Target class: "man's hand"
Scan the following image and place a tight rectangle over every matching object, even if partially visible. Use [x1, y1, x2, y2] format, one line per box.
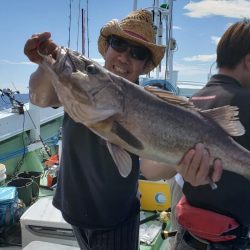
[176, 143, 223, 186]
[24, 32, 58, 63]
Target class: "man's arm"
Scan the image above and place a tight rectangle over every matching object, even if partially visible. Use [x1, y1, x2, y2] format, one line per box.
[140, 159, 177, 180]
[24, 32, 61, 107]
[29, 66, 61, 107]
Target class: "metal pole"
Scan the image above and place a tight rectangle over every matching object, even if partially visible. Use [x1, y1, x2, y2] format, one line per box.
[154, 0, 160, 78]
[167, 0, 174, 86]
[82, 8, 85, 55]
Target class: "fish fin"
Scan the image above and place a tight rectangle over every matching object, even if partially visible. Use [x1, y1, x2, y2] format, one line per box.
[111, 121, 144, 150]
[201, 105, 245, 136]
[65, 103, 118, 125]
[146, 86, 245, 137]
[106, 142, 132, 177]
[84, 108, 118, 125]
[144, 86, 199, 111]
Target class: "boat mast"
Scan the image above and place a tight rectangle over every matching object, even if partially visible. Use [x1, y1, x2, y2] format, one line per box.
[165, 0, 175, 87]
[82, 8, 85, 55]
[154, 0, 176, 86]
[133, 0, 137, 10]
[153, 0, 161, 78]
[133, 0, 177, 89]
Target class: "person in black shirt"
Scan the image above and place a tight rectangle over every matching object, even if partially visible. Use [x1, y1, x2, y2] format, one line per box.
[24, 9, 222, 250]
[171, 19, 250, 250]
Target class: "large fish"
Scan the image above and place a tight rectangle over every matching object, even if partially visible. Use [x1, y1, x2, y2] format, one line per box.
[37, 47, 250, 180]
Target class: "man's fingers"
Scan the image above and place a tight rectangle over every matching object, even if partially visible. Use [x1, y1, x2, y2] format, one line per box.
[24, 32, 51, 51]
[24, 37, 39, 55]
[211, 159, 223, 182]
[195, 148, 210, 183]
[184, 143, 209, 185]
[176, 148, 195, 177]
[175, 143, 223, 187]
[176, 143, 217, 186]
[24, 32, 54, 63]
[39, 41, 57, 56]
[31, 32, 51, 42]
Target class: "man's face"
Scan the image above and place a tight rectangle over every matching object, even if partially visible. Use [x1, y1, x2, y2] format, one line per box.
[103, 37, 149, 83]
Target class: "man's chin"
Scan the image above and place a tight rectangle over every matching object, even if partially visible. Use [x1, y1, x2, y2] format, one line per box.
[114, 71, 129, 79]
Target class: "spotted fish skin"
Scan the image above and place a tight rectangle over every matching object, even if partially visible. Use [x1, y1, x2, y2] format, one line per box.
[37, 47, 250, 180]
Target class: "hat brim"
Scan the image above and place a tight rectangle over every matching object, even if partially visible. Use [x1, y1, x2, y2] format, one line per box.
[98, 20, 166, 74]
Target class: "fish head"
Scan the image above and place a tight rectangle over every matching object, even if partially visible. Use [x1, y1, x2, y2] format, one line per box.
[42, 47, 125, 125]
[51, 47, 106, 91]
[51, 47, 123, 102]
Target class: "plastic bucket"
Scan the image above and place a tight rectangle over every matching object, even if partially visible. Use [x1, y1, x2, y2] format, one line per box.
[17, 171, 42, 197]
[7, 178, 33, 206]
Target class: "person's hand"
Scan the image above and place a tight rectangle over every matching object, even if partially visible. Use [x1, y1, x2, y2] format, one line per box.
[24, 32, 58, 64]
[176, 143, 223, 186]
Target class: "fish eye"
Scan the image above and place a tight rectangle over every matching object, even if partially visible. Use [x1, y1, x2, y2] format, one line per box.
[86, 64, 96, 74]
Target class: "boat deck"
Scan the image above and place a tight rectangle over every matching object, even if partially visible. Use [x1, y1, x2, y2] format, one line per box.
[0, 187, 55, 249]
[0, 187, 170, 249]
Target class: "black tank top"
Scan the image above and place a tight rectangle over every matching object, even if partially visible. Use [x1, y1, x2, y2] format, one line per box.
[53, 113, 140, 229]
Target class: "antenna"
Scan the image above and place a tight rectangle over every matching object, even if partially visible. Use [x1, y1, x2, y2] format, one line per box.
[86, 0, 89, 57]
[68, 0, 72, 48]
[77, 0, 81, 51]
[82, 8, 85, 55]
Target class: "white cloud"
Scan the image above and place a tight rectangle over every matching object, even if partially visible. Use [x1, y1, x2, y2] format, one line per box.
[142, 61, 214, 86]
[184, 0, 250, 19]
[183, 54, 216, 62]
[173, 62, 211, 84]
[174, 62, 208, 75]
[173, 25, 182, 30]
[211, 36, 220, 45]
[0, 60, 33, 65]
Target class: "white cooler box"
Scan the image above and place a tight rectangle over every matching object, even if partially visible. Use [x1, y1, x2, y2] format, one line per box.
[23, 241, 80, 250]
[20, 196, 79, 248]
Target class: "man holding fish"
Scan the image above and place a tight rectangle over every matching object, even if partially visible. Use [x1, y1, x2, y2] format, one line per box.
[24, 9, 222, 250]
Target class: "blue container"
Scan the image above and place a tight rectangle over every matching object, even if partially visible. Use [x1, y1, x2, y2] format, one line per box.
[0, 186, 18, 226]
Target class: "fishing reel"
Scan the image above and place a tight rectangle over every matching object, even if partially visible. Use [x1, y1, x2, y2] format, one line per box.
[0, 88, 24, 114]
[159, 210, 177, 240]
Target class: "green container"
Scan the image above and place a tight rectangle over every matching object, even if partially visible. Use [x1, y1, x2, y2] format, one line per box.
[17, 171, 42, 198]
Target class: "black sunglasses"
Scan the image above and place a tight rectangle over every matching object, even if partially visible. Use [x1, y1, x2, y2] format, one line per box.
[107, 36, 151, 61]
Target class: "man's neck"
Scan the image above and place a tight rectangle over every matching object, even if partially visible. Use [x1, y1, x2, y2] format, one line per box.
[218, 67, 242, 86]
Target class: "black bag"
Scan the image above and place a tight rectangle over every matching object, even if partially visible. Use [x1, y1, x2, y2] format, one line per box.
[183, 171, 250, 227]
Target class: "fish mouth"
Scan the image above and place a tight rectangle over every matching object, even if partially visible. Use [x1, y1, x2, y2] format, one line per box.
[54, 48, 80, 74]
[63, 49, 80, 72]
[60, 48, 98, 75]
[39, 47, 95, 75]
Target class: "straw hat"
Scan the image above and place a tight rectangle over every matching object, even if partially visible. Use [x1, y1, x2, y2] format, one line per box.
[98, 9, 166, 74]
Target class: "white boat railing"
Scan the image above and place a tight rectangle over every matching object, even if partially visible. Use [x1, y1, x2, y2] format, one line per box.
[0, 104, 64, 142]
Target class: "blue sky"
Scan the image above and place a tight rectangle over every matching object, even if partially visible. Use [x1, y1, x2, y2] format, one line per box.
[1, 0, 250, 93]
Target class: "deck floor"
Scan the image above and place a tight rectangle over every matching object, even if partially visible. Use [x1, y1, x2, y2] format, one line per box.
[0, 188, 54, 249]
[0, 188, 171, 249]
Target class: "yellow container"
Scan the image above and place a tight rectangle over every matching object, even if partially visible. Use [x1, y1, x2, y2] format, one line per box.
[139, 180, 171, 211]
